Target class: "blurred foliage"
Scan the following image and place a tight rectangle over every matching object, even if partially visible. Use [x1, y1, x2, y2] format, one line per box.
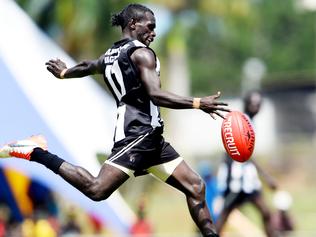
[95, 152, 109, 165]
[15, 0, 316, 96]
[185, 0, 316, 95]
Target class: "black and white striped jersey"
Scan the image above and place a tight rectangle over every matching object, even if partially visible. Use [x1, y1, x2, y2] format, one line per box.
[101, 38, 163, 143]
[217, 156, 262, 196]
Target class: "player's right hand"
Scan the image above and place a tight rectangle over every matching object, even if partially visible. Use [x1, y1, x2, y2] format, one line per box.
[200, 91, 231, 119]
[45, 58, 67, 79]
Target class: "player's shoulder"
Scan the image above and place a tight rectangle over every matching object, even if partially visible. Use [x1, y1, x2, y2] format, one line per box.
[133, 47, 155, 58]
[131, 47, 156, 67]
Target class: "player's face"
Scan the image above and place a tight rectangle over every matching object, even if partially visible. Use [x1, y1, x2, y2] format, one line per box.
[246, 94, 262, 117]
[134, 12, 156, 46]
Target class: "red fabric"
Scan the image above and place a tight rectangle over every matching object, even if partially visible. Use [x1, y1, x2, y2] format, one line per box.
[130, 220, 153, 237]
[0, 221, 6, 237]
[89, 214, 103, 233]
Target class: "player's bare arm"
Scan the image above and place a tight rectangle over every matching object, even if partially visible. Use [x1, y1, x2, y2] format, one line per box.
[45, 56, 105, 79]
[132, 47, 230, 119]
[253, 160, 278, 190]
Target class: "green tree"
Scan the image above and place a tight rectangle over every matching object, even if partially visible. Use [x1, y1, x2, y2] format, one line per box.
[186, 0, 315, 95]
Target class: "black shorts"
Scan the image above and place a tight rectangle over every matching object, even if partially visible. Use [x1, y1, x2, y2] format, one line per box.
[106, 128, 180, 176]
[223, 191, 261, 210]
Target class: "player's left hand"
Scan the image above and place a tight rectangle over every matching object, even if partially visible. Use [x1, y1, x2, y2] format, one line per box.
[200, 91, 231, 119]
[45, 58, 67, 79]
[268, 179, 278, 191]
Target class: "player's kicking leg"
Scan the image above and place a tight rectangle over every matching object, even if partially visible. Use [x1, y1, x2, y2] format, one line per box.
[0, 135, 129, 201]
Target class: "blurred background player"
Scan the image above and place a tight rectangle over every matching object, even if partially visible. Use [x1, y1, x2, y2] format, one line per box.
[215, 90, 278, 237]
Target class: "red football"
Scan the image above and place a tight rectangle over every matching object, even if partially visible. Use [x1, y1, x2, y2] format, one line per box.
[221, 111, 255, 162]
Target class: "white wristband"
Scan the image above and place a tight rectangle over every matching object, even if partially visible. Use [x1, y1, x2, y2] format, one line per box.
[193, 98, 201, 109]
[60, 68, 68, 79]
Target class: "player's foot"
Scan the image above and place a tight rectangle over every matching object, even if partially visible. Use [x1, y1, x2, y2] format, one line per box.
[0, 135, 47, 160]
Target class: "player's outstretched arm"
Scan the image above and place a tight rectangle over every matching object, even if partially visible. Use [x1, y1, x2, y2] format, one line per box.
[132, 48, 230, 119]
[253, 160, 278, 190]
[45, 56, 105, 79]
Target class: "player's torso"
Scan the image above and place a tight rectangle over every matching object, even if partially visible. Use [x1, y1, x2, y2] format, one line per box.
[218, 157, 261, 195]
[102, 38, 163, 142]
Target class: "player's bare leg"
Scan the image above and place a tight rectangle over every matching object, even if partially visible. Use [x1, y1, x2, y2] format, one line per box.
[215, 198, 241, 234]
[31, 147, 130, 201]
[250, 194, 275, 237]
[58, 161, 129, 201]
[0, 135, 129, 201]
[166, 160, 219, 237]
[215, 207, 230, 233]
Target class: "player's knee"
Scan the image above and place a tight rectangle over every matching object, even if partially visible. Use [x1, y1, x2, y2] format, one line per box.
[263, 211, 271, 222]
[262, 209, 271, 222]
[89, 193, 110, 202]
[86, 181, 111, 201]
[88, 191, 108, 202]
[191, 176, 206, 201]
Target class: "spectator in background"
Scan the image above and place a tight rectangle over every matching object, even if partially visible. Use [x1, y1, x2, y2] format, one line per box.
[60, 207, 82, 236]
[215, 90, 278, 237]
[33, 218, 57, 237]
[22, 209, 57, 237]
[130, 196, 153, 237]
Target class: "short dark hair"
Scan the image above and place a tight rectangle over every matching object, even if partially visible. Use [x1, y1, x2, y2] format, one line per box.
[111, 4, 154, 29]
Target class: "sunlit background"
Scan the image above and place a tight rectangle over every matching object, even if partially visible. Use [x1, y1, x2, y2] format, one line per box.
[0, 0, 316, 236]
